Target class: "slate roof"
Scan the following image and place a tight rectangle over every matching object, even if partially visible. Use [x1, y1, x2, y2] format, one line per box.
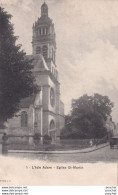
[20, 94, 36, 108]
[27, 54, 49, 71]
[20, 54, 46, 108]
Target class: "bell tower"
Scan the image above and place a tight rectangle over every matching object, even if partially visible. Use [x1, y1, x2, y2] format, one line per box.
[32, 2, 56, 65]
[31, 2, 64, 140]
[41, 1, 48, 17]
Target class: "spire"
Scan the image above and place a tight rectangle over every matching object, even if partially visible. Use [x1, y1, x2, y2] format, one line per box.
[41, 1, 48, 17]
[32, 2, 56, 63]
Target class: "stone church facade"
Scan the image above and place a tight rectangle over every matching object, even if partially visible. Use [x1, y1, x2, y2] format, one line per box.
[7, 2, 65, 143]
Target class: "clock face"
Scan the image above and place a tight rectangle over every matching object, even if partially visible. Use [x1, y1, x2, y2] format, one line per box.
[50, 88, 55, 107]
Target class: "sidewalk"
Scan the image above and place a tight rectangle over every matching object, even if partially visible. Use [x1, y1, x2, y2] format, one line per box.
[8, 143, 109, 154]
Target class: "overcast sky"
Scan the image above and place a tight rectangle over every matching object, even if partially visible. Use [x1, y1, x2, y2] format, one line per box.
[1, 0, 118, 122]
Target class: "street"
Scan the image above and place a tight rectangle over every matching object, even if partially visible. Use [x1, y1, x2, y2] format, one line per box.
[9, 145, 118, 163]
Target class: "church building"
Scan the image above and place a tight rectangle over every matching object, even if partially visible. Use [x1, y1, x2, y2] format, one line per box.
[7, 2, 65, 143]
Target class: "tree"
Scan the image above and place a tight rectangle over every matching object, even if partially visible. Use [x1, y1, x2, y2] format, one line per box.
[61, 94, 114, 139]
[0, 7, 38, 127]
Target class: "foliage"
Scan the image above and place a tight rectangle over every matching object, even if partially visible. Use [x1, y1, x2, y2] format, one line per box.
[43, 134, 52, 140]
[0, 7, 38, 126]
[61, 94, 113, 139]
[2, 133, 8, 142]
[43, 134, 52, 145]
[33, 133, 41, 140]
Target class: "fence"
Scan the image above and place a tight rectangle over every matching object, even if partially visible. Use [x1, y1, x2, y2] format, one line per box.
[0, 131, 108, 154]
[59, 136, 108, 147]
[0, 132, 53, 152]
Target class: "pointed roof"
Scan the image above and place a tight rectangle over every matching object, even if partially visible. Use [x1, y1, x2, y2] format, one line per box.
[27, 54, 49, 71]
[34, 2, 52, 25]
[20, 94, 36, 108]
[41, 1, 48, 9]
[41, 1, 48, 18]
[20, 54, 49, 108]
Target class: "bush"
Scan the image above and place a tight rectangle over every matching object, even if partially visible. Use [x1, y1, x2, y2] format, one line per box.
[33, 133, 41, 140]
[33, 133, 41, 145]
[43, 134, 52, 145]
[2, 133, 8, 142]
[60, 127, 89, 139]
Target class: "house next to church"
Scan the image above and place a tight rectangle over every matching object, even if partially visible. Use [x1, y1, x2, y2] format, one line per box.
[7, 2, 65, 143]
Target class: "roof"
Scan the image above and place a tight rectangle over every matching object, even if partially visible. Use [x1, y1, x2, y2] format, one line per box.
[27, 54, 49, 71]
[41, 2, 48, 8]
[38, 16, 52, 25]
[20, 54, 49, 108]
[20, 94, 36, 108]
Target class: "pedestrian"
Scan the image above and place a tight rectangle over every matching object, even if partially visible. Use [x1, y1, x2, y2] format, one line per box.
[89, 139, 93, 147]
[95, 139, 98, 147]
[2, 133, 8, 143]
[2, 133, 8, 155]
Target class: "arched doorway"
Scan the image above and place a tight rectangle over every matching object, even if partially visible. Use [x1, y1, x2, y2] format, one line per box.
[49, 120, 56, 141]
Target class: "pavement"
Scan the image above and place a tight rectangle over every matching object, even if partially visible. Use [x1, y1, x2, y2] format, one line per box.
[8, 143, 109, 154]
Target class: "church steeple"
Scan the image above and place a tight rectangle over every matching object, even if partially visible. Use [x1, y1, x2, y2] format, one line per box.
[41, 2, 48, 18]
[32, 2, 56, 65]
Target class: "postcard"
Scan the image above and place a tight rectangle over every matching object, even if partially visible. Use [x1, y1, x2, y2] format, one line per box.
[0, 0, 118, 186]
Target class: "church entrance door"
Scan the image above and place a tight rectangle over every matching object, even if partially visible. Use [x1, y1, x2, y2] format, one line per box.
[50, 131, 56, 142]
[49, 120, 56, 141]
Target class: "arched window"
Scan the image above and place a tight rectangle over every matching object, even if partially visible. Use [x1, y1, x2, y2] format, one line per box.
[39, 28, 41, 35]
[50, 120, 55, 130]
[43, 45, 48, 59]
[52, 48, 53, 60]
[42, 27, 47, 35]
[21, 111, 28, 127]
[36, 46, 41, 54]
[37, 28, 40, 35]
[46, 27, 48, 34]
[55, 70, 57, 77]
[54, 52, 55, 63]
[43, 27, 45, 35]
[49, 120, 56, 141]
[50, 88, 55, 107]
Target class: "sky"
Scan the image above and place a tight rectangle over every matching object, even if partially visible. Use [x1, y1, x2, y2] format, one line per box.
[1, 0, 118, 122]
